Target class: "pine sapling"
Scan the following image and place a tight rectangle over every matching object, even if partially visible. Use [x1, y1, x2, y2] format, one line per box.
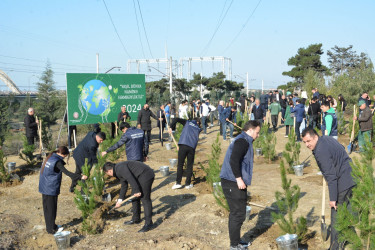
[335, 134, 375, 249]
[19, 136, 38, 167]
[272, 160, 307, 242]
[0, 149, 10, 183]
[337, 111, 346, 135]
[283, 129, 301, 173]
[99, 123, 122, 161]
[263, 129, 277, 163]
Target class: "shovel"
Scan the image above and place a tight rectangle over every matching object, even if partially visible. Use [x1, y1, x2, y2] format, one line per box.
[321, 178, 330, 241]
[160, 112, 163, 147]
[348, 105, 356, 154]
[108, 195, 136, 214]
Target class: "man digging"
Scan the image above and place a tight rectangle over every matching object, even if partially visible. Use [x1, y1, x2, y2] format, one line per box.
[302, 128, 355, 250]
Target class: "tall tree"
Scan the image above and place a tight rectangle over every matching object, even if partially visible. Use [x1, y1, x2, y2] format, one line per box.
[327, 45, 369, 75]
[282, 43, 329, 87]
[206, 72, 226, 91]
[34, 61, 62, 127]
[0, 98, 10, 145]
[173, 78, 193, 99]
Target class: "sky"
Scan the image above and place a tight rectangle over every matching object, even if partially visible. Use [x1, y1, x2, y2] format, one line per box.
[0, 0, 374, 92]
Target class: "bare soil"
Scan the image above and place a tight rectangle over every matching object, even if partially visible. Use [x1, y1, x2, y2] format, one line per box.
[0, 123, 362, 249]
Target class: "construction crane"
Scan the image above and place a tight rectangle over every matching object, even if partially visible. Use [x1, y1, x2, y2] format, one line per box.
[0, 69, 22, 94]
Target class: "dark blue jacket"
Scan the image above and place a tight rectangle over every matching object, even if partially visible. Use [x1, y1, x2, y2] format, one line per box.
[73, 131, 99, 167]
[252, 105, 265, 120]
[220, 107, 231, 123]
[106, 127, 144, 161]
[290, 103, 305, 123]
[39, 154, 64, 196]
[178, 120, 202, 149]
[220, 132, 254, 185]
[322, 111, 338, 136]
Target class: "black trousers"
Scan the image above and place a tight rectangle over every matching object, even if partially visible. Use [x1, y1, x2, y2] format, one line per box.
[271, 115, 278, 129]
[221, 178, 247, 246]
[70, 162, 87, 190]
[68, 126, 77, 148]
[111, 122, 116, 138]
[330, 187, 353, 250]
[176, 144, 195, 185]
[27, 136, 35, 145]
[143, 130, 151, 157]
[42, 194, 58, 234]
[295, 121, 302, 141]
[158, 125, 165, 141]
[132, 175, 154, 225]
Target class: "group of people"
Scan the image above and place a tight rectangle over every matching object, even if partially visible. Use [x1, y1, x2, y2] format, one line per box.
[33, 87, 374, 249]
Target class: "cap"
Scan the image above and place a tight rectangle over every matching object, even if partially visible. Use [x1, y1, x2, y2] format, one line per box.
[358, 100, 366, 106]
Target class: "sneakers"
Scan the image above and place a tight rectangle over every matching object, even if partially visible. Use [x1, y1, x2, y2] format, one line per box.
[185, 184, 194, 189]
[230, 244, 247, 250]
[284, 135, 288, 138]
[172, 184, 183, 190]
[240, 240, 251, 247]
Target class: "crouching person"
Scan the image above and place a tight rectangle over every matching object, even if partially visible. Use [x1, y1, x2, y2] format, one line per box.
[103, 161, 155, 232]
[39, 146, 87, 234]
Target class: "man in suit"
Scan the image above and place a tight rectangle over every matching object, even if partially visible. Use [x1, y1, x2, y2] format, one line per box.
[302, 128, 355, 250]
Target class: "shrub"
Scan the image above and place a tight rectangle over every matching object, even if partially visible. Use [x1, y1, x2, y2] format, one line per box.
[283, 129, 301, 173]
[19, 136, 38, 167]
[0, 149, 10, 183]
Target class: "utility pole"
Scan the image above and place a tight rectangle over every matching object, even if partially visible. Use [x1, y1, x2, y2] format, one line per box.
[169, 56, 173, 97]
[96, 53, 99, 73]
[246, 72, 249, 97]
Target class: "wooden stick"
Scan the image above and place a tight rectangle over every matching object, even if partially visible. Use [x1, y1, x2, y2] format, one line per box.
[39, 119, 43, 153]
[160, 112, 163, 146]
[248, 202, 277, 211]
[115, 122, 118, 137]
[108, 195, 136, 213]
[227, 120, 242, 130]
[73, 129, 77, 148]
[350, 105, 356, 143]
[165, 117, 179, 150]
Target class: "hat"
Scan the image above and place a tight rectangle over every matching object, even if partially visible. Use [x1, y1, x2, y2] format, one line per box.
[358, 100, 366, 106]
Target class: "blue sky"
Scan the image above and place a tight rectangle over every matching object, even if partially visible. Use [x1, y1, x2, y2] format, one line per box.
[0, 0, 374, 91]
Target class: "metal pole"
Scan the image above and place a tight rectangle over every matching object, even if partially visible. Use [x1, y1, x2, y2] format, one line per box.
[246, 72, 249, 97]
[169, 56, 173, 97]
[200, 58, 203, 100]
[96, 53, 99, 73]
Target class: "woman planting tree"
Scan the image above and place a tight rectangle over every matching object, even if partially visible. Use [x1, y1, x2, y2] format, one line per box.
[38, 146, 87, 234]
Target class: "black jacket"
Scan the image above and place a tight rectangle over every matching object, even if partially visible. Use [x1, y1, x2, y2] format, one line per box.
[308, 102, 321, 116]
[280, 99, 287, 109]
[73, 132, 99, 167]
[156, 109, 166, 128]
[252, 105, 265, 120]
[24, 114, 38, 137]
[114, 161, 155, 200]
[137, 109, 157, 131]
[117, 111, 131, 123]
[313, 136, 355, 201]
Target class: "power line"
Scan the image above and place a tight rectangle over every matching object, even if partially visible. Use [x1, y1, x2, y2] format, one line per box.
[0, 54, 94, 69]
[132, 0, 146, 58]
[0, 61, 94, 72]
[200, 0, 234, 56]
[136, 0, 154, 58]
[102, 0, 132, 58]
[222, 0, 262, 54]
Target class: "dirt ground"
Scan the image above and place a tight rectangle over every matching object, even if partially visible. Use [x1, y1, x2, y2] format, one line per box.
[0, 122, 362, 249]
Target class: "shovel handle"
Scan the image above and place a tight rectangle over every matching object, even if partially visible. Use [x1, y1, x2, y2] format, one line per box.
[165, 118, 179, 150]
[248, 202, 277, 211]
[322, 177, 326, 218]
[227, 120, 242, 130]
[108, 195, 136, 213]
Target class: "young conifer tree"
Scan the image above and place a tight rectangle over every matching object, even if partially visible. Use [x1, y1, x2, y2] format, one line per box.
[272, 160, 307, 241]
[283, 128, 301, 173]
[0, 149, 11, 183]
[335, 134, 375, 249]
[263, 129, 277, 163]
[19, 136, 38, 167]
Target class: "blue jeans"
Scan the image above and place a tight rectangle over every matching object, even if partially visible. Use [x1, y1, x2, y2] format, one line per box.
[222, 121, 227, 140]
[201, 116, 207, 134]
[227, 122, 234, 138]
[281, 108, 286, 124]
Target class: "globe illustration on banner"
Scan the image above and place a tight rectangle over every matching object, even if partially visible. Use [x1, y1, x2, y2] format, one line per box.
[79, 79, 110, 115]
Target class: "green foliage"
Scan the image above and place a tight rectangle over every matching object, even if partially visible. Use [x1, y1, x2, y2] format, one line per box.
[283, 129, 301, 173]
[335, 135, 375, 249]
[74, 158, 105, 234]
[40, 120, 54, 151]
[173, 122, 184, 143]
[282, 43, 329, 87]
[272, 160, 307, 242]
[263, 128, 277, 163]
[337, 111, 346, 135]
[0, 98, 10, 146]
[235, 111, 248, 133]
[99, 123, 122, 161]
[200, 133, 229, 211]
[303, 69, 328, 100]
[19, 136, 38, 167]
[34, 61, 65, 127]
[253, 123, 268, 150]
[0, 149, 10, 183]
[348, 108, 360, 139]
[327, 45, 370, 75]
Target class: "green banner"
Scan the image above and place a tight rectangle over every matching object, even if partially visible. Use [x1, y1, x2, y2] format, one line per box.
[66, 73, 145, 125]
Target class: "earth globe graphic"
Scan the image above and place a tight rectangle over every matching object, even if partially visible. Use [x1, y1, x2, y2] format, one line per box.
[80, 79, 110, 115]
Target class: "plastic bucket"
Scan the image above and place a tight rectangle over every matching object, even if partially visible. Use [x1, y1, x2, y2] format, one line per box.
[256, 148, 262, 157]
[54, 231, 71, 249]
[159, 166, 169, 177]
[213, 182, 221, 196]
[293, 165, 304, 176]
[245, 206, 252, 221]
[165, 143, 172, 150]
[276, 233, 298, 250]
[169, 159, 178, 168]
[6, 162, 16, 173]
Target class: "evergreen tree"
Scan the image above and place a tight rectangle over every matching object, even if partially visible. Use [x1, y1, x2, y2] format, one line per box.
[263, 129, 277, 163]
[272, 160, 307, 242]
[200, 133, 229, 211]
[283, 129, 301, 173]
[19, 136, 38, 167]
[74, 158, 105, 234]
[34, 61, 63, 128]
[335, 135, 375, 249]
[337, 110, 346, 135]
[99, 123, 123, 161]
[0, 98, 10, 146]
[0, 149, 10, 183]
